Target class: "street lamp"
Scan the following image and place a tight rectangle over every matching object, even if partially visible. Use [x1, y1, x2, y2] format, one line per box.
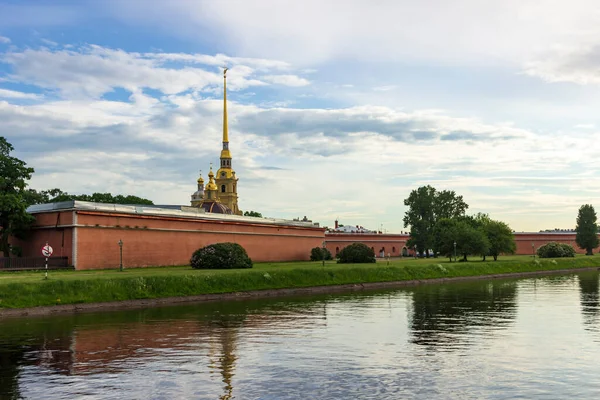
[532, 242, 535, 260]
[322, 240, 326, 267]
[118, 239, 124, 271]
[453, 241, 457, 262]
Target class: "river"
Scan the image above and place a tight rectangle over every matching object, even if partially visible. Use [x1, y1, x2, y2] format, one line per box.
[1, 271, 599, 399]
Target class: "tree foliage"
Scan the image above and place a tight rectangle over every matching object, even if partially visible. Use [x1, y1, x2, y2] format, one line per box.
[575, 204, 599, 255]
[0, 137, 35, 257]
[310, 246, 332, 261]
[432, 213, 515, 262]
[403, 185, 468, 257]
[337, 243, 376, 264]
[190, 242, 253, 269]
[24, 188, 154, 206]
[243, 210, 263, 218]
[483, 219, 516, 261]
[537, 242, 576, 258]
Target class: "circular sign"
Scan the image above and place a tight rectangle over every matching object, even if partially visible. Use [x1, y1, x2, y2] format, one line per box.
[41, 244, 53, 257]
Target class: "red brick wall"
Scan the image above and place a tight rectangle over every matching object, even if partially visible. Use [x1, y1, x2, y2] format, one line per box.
[325, 234, 410, 257]
[22, 210, 325, 269]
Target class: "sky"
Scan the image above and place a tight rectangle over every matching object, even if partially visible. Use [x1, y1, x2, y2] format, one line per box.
[2, 0, 600, 232]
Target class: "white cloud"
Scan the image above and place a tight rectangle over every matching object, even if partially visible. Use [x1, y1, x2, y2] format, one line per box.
[0, 88, 41, 100]
[524, 44, 600, 85]
[0, 36, 10, 44]
[1, 45, 309, 99]
[104, 0, 600, 67]
[262, 75, 310, 87]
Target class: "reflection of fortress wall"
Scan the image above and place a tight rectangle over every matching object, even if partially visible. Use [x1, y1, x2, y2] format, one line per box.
[20, 201, 325, 269]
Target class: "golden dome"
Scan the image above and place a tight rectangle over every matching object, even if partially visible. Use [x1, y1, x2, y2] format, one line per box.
[197, 174, 204, 184]
[205, 166, 218, 191]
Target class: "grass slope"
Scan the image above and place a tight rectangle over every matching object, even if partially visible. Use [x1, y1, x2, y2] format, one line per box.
[1, 255, 599, 309]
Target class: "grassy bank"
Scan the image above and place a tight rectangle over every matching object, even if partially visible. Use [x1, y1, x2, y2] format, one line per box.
[1, 255, 599, 309]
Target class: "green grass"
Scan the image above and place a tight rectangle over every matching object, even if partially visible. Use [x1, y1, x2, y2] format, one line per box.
[1, 254, 599, 309]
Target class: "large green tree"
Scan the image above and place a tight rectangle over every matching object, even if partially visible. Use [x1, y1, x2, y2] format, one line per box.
[576, 204, 599, 255]
[0, 137, 35, 257]
[403, 185, 468, 257]
[243, 210, 263, 218]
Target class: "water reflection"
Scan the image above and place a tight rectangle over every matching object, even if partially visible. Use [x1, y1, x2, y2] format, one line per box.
[408, 280, 518, 348]
[578, 271, 600, 335]
[1, 272, 600, 399]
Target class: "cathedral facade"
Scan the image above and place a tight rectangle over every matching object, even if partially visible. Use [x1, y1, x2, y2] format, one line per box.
[191, 68, 241, 215]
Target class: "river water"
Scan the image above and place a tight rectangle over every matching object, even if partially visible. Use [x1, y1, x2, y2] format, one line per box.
[1, 271, 600, 399]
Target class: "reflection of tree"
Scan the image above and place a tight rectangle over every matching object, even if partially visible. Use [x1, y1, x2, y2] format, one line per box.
[578, 272, 600, 330]
[408, 280, 518, 348]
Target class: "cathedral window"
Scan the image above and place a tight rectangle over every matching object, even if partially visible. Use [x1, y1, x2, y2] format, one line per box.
[221, 185, 226, 193]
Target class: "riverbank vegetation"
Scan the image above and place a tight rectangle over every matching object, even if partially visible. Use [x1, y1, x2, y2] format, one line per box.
[1, 255, 599, 310]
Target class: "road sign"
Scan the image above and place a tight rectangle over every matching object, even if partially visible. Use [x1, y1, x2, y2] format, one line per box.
[41, 244, 53, 258]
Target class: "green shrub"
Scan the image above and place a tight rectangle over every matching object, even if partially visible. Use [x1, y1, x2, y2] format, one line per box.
[310, 247, 333, 261]
[536, 242, 576, 258]
[190, 242, 253, 269]
[337, 243, 376, 264]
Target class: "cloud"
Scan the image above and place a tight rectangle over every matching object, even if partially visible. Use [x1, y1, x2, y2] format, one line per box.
[0, 88, 42, 100]
[0, 36, 10, 44]
[1, 44, 310, 99]
[524, 44, 600, 85]
[262, 75, 310, 87]
[102, 0, 600, 67]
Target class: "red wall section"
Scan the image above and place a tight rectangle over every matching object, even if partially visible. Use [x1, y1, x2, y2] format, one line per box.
[324, 233, 411, 257]
[22, 210, 325, 269]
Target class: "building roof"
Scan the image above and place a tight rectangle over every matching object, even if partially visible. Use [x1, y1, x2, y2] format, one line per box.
[27, 201, 321, 228]
[199, 200, 232, 215]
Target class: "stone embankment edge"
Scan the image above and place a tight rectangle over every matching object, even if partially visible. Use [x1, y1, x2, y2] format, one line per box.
[1, 266, 599, 318]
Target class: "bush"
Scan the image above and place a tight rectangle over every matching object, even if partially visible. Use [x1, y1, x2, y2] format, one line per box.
[310, 247, 333, 261]
[537, 242, 576, 258]
[190, 242, 253, 269]
[337, 243, 376, 264]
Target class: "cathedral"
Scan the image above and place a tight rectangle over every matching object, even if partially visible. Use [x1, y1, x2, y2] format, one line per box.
[190, 68, 242, 215]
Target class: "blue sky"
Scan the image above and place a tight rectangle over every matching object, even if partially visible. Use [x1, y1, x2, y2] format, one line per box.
[2, 0, 600, 232]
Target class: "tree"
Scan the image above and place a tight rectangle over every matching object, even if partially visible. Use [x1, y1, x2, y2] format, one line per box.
[432, 218, 459, 261]
[337, 243, 376, 264]
[310, 246, 332, 261]
[24, 189, 154, 206]
[0, 137, 35, 257]
[243, 210, 263, 218]
[483, 219, 516, 261]
[455, 220, 489, 262]
[403, 185, 468, 257]
[576, 204, 599, 255]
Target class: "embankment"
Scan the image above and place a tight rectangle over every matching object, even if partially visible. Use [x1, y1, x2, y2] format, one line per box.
[1, 257, 598, 316]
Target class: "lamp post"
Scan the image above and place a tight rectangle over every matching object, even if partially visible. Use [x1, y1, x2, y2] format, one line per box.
[532, 242, 535, 260]
[322, 240, 326, 267]
[453, 241, 457, 262]
[118, 239, 124, 271]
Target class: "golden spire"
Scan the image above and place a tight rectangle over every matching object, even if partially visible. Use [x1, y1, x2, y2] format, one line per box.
[223, 67, 229, 144]
[197, 170, 204, 184]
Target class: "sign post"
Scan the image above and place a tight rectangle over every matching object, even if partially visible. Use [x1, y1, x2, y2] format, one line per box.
[41, 242, 53, 280]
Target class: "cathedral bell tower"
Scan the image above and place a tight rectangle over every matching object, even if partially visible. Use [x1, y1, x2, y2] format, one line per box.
[215, 68, 241, 215]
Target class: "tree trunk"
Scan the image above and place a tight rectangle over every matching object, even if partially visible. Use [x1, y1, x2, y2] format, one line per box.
[493, 255, 498, 261]
[586, 248, 594, 256]
[482, 255, 486, 261]
[462, 254, 468, 262]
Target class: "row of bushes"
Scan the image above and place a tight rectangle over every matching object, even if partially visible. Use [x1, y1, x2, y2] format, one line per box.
[189, 241, 578, 270]
[190, 242, 378, 270]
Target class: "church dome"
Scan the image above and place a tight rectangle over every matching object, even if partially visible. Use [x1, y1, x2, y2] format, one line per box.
[201, 200, 233, 214]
